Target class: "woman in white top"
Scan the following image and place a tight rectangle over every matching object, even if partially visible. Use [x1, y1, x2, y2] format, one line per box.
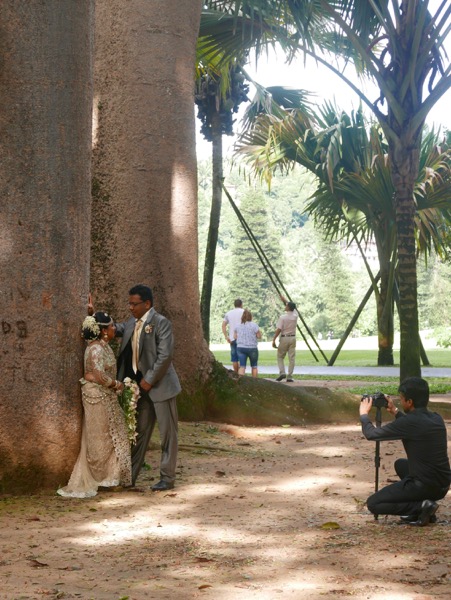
[234, 309, 262, 377]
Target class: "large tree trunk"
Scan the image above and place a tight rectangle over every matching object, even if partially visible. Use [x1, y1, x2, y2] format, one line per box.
[92, 0, 210, 401]
[0, 2, 93, 493]
[200, 111, 223, 342]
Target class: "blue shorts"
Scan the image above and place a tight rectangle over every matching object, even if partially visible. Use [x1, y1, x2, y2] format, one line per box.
[237, 346, 259, 368]
[230, 339, 239, 363]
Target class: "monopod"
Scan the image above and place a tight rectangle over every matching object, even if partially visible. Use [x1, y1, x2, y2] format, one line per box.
[373, 405, 382, 520]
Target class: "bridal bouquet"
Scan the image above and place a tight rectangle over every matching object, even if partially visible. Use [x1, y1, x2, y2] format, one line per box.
[118, 377, 140, 445]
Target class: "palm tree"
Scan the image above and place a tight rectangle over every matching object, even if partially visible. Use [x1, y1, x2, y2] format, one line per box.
[195, 5, 302, 342]
[202, 0, 451, 380]
[236, 101, 451, 365]
[195, 62, 250, 342]
[196, 6, 315, 341]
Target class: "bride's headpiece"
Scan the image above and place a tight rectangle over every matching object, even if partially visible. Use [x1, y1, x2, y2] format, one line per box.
[82, 315, 100, 338]
[81, 313, 113, 340]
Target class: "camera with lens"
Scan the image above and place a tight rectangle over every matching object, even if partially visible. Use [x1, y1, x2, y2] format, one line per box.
[361, 391, 388, 409]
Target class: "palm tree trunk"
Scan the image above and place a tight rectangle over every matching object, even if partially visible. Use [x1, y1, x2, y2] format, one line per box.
[92, 0, 211, 399]
[393, 281, 430, 366]
[355, 232, 395, 366]
[375, 236, 395, 366]
[0, 1, 94, 493]
[390, 137, 422, 380]
[377, 301, 395, 365]
[200, 111, 223, 341]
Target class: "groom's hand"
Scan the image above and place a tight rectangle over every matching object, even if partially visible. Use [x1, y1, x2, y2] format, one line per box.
[140, 380, 152, 392]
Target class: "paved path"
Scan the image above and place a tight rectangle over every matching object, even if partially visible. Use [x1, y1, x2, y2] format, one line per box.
[224, 365, 451, 378]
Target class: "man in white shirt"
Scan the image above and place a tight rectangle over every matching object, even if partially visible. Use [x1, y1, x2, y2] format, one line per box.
[272, 295, 298, 382]
[222, 299, 244, 373]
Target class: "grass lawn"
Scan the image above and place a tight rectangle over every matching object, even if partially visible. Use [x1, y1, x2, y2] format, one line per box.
[212, 348, 451, 368]
[212, 348, 451, 395]
[259, 374, 451, 395]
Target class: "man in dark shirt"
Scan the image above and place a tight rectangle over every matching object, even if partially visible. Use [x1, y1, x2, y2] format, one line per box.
[360, 376, 451, 526]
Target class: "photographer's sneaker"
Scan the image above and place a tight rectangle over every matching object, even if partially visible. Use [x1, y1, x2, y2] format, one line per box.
[276, 374, 286, 382]
[286, 378, 294, 382]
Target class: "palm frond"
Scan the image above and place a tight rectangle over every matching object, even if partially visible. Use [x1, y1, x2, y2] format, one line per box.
[235, 95, 451, 260]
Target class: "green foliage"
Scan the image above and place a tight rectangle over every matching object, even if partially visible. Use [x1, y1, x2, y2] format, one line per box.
[349, 381, 451, 396]
[434, 328, 451, 349]
[311, 236, 356, 337]
[421, 257, 451, 329]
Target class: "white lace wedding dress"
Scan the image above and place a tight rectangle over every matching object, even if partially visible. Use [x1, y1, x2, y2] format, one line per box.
[57, 340, 132, 498]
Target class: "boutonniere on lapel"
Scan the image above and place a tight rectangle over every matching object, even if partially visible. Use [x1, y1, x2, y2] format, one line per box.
[144, 323, 154, 334]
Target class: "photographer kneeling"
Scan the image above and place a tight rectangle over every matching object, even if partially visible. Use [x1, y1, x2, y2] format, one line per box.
[360, 377, 451, 526]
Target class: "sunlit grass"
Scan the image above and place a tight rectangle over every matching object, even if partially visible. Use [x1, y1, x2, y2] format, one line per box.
[347, 381, 451, 395]
[212, 348, 451, 368]
[259, 374, 451, 395]
[212, 348, 451, 395]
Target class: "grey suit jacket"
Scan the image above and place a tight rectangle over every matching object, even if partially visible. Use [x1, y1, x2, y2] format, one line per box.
[116, 307, 181, 402]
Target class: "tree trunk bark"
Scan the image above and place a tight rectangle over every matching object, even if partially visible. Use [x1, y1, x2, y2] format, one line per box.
[353, 233, 395, 366]
[0, 1, 94, 493]
[375, 233, 395, 366]
[382, 3, 432, 381]
[390, 136, 422, 380]
[200, 111, 223, 342]
[92, 0, 211, 398]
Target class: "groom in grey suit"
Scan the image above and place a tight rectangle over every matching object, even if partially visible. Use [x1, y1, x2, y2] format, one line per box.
[116, 284, 181, 490]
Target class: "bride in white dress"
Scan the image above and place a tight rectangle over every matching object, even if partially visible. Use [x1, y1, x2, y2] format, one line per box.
[57, 312, 132, 498]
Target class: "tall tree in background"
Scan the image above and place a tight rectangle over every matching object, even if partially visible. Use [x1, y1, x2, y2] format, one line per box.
[91, 1, 209, 401]
[418, 254, 451, 331]
[317, 0, 451, 379]
[196, 4, 311, 341]
[0, 1, 94, 493]
[313, 237, 357, 337]
[203, 0, 451, 380]
[195, 64, 249, 341]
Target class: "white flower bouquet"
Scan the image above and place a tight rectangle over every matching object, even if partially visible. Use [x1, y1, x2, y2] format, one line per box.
[118, 377, 140, 445]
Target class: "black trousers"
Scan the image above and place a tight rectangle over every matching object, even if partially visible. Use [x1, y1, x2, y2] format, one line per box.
[367, 458, 449, 516]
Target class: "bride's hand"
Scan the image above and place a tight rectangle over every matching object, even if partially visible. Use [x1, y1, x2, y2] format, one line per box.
[87, 292, 95, 316]
[84, 373, 95, 382]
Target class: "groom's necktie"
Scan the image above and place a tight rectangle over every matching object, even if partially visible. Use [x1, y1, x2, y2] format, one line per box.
[132, 318, 143, 374]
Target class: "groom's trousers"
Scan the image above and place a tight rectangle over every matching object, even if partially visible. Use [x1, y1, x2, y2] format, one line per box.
[131, 392, 178, 486]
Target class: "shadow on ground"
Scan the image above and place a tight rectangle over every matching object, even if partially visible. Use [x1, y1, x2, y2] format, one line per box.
[1, 419, 450, 599]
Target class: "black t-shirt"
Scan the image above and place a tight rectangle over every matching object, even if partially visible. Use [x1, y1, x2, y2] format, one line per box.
[360, 407, 451, 489]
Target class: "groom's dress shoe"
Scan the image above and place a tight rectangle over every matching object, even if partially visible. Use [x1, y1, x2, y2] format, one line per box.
[151, 480, 175, 492]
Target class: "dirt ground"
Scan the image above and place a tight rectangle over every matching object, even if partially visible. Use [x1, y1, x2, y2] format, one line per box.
[1, 381, 450, 600]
